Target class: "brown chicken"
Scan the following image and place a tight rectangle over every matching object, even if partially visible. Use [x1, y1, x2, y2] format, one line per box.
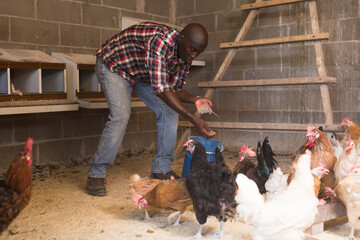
[325, 166, 360, 239]
[129, 174, 192, 226]
[288, 126, 336, 198]
[341, 117, 360, 147]
[0, 137, 33, 233]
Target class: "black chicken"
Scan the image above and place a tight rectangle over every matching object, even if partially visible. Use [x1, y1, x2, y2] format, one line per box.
[185, 140, 236, 238]
[233, 137, 277, 194]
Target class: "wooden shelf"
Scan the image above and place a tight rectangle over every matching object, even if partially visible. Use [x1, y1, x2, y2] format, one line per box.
[52, 52, 146, 109]
[0, 49, 78, 115]
[178, 121, 343, 132]
[241, 0, 307, 10]
[220, 33, 329, 49]
[198, 76, 337, 88]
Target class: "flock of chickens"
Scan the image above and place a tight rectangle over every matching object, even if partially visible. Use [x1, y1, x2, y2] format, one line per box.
[0, 118, 359, 239]
[130, 117, 360, 239]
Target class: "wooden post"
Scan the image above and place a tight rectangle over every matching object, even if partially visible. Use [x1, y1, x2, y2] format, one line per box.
[308, 1, 334, 125]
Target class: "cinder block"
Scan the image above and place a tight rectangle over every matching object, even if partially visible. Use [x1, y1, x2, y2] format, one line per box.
[11, 18, 59, 45]
[0, 144, 30, 169]
[195, 0, 232, 14]
[101, 29, 120, 43]
[63, 113, 105, 138]
[75, 0, 101, 4]
[340, 18, 360, 41]
[258, 6, 283, 27]
[60, 24, 100, 48]
[244, 68, 290, 81]
[0, 120, 13, 145]
[262, 131, 305, 154]
[38, 139, 82, 164]
[0, 0, 34, 18]
[103, 0, 136, 10]
[206, 30, 239, 51]
[125, 112, 139, 133]
[14, 117, 62, 142]
[256, 46, 286, 69]
[121, 131, 156, 151]
[259, 25, 287, 39]
[0, 17, 9, 41]
[138, 112, 157, 132]
[225, 48, 256, 71]
[144, 0, 170, 17]
[153, 16, 170, 25]
[221, 129, 261, 151]
[259, 89, 301, 111]
[237, 110, 283, 124]
[176, 13, 216, 32]
[218, 89, 259, 110]
[37, 0, 81, 23]
[216, 10, 248, 32]
[176, 0, 194, 17]
[82, 4, 119, 28]
[121, 10, 154, 22]
[323, 42, 356, 66]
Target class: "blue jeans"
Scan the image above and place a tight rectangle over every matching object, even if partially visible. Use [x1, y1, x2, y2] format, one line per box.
[88, 58, 179, 178]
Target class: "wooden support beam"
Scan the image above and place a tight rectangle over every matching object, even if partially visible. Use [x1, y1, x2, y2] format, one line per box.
[309, 1, 333, 125]
[220, 33, 329, 49]
[178, 121, 343, 132]
[241, 0, 307, 10]
[198, 76, 337, 88]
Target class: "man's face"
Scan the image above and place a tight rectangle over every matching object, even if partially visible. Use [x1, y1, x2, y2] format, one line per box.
[178, 34, 206, 65]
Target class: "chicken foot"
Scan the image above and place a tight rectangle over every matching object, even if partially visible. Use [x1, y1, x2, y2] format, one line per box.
[167, 211, 183, 226]
[210, 221, 224, 238]
[194, 224, 203, 238]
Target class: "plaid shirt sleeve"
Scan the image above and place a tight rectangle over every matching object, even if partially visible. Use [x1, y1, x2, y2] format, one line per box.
[146, 35, 175, 94]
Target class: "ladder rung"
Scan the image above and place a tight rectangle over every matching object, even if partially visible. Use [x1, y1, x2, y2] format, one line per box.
[178, 122, 343, 132]
[241, 0, 308, 10]
[198, 77, 337, 88]
[220, 33, 329, 49]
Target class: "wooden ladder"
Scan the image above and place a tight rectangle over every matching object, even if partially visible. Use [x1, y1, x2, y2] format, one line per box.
[174, 0, 340, 157]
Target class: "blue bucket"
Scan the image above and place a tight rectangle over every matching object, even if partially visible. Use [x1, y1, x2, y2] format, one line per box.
[181, 136, 224, 178]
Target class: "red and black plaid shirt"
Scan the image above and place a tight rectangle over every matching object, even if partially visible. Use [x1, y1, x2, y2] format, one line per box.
[96, 22, 191, 94]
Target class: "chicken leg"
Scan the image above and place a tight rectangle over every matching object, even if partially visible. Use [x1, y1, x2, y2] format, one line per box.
[167, 211, 183, 226]
[194, 224, 203, 238]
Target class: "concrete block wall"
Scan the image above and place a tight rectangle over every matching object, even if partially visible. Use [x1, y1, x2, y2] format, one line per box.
[0, 0, 169, 168]
[178, 0, 360, 153]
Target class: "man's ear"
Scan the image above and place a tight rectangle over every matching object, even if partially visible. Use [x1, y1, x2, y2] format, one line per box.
[178, 34, 185, 43]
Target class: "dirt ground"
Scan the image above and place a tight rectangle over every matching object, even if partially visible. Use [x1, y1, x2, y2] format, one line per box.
[0, 149, 355, 240]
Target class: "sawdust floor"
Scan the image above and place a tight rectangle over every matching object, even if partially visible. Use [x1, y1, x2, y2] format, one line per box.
[0, 150, 356, 240]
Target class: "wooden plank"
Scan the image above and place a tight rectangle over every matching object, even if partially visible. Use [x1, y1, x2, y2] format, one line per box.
[174, 1, 263, 158]
[77, 63, 95, 71]
[0, 93, 67, 102]
[178, 121, 343, 132]
[220, 33, 329, 49]
[309, 1, 333, 125]
[198, 76, 337, 88]
[241, 0, 307, 10]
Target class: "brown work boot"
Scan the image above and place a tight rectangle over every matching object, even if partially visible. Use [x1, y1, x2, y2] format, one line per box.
[150, 170, 180, 180]
[86, 177, 106, 196]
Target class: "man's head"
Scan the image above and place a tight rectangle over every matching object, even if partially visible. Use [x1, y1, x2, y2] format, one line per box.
[178, 23, 208, 65]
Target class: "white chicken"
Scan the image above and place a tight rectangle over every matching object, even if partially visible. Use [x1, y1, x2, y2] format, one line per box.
[325, 165, 360, 240]
[328, 132, 343, 160]
[334, 137, 358, 181]
[235, 150, 329, 240]
[265, 167, 288, 200]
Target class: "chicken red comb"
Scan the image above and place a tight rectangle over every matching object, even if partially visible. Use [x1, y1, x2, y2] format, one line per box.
[342, 117, 350, 123]
[25, 137, 33, 152]
[240, 144, 256, 157]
